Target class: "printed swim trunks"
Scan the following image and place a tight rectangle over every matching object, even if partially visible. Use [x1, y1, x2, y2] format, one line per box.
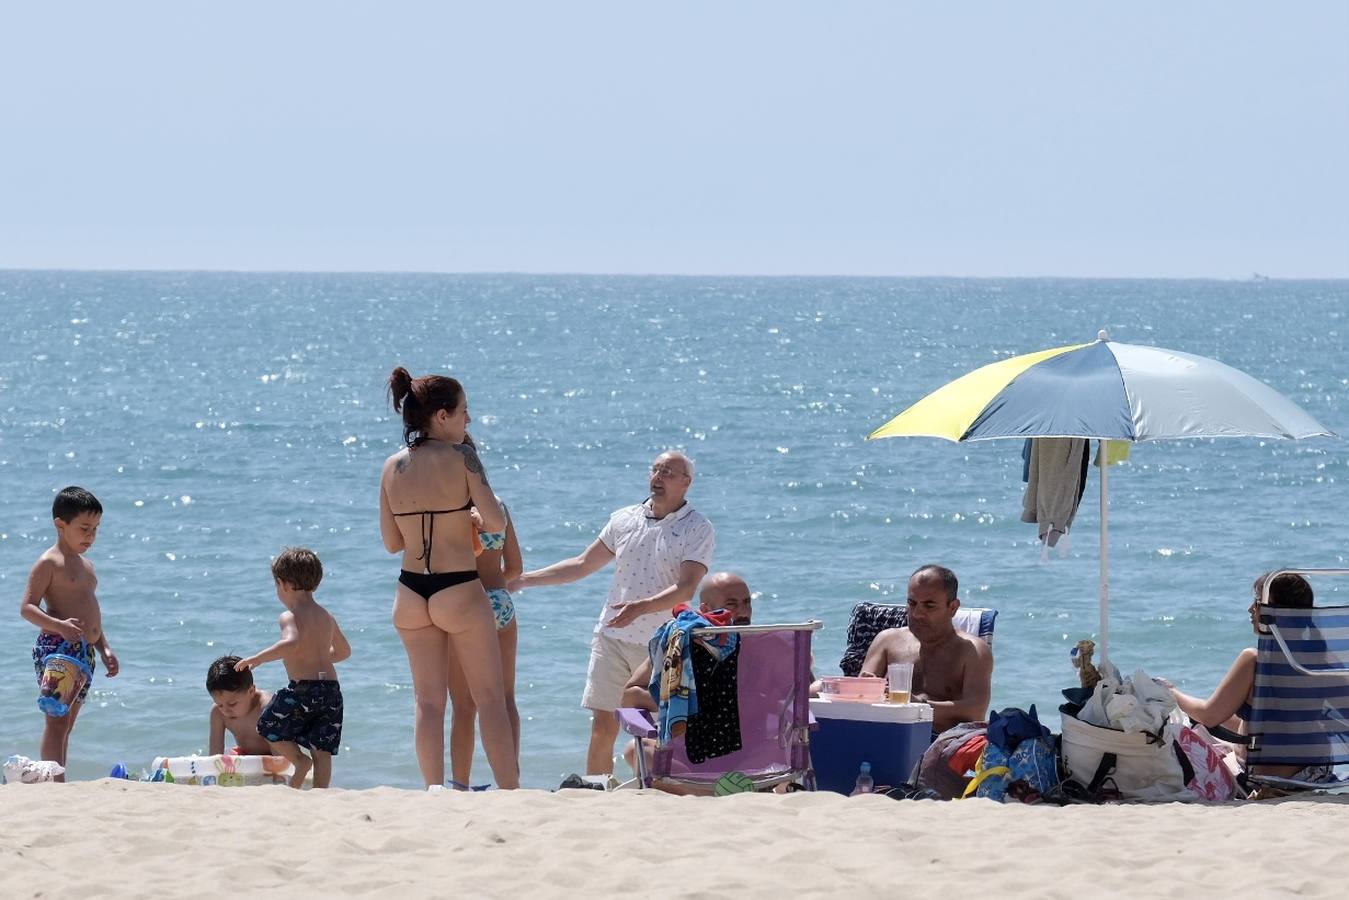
[32, 632, 97, 704]
[487, 587, 516, 630]
[256, 679, 344, 755]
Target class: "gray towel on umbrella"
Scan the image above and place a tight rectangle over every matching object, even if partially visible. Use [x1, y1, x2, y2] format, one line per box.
[1021, 438, 1088, 548]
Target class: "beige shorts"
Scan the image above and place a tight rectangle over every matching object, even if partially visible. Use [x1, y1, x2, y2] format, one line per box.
[581, 631, 650, 712]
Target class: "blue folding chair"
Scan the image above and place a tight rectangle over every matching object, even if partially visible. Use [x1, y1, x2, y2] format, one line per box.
[1243, 570, 1349, 792]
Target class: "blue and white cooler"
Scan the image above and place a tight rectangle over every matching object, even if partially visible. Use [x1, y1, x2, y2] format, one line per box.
[809, 698, 935, 794]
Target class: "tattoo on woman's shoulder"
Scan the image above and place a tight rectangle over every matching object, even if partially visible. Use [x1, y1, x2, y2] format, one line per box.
[394, 454, 409, 474]
[455, 442, 490, 485]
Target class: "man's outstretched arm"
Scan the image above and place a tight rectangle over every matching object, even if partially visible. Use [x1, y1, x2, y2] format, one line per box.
[510, 539, 614, 592]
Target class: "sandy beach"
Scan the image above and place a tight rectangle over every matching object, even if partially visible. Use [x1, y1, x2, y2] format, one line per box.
[1, 783, 1343, 899]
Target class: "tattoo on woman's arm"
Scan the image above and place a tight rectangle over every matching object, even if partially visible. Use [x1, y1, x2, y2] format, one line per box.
[456, 442, 490, 486]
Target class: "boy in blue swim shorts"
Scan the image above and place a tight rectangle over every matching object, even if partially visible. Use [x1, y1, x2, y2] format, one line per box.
[20, 486, 120, 780]
[235, 547, 351, 788]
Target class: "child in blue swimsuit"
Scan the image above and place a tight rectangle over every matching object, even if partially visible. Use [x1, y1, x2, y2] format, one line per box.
[446, 497, 523, 790]
[478, 515, 517, 629]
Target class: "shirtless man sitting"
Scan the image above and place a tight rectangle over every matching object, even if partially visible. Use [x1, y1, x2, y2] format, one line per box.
[861, 564, 993, 733]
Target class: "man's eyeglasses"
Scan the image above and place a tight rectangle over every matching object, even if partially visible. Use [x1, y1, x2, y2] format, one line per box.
[650, 465, 688, 478]
[722, 597, 753, 605]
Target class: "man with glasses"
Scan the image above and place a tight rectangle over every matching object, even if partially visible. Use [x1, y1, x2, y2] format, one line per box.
[512, 450, 716, 776]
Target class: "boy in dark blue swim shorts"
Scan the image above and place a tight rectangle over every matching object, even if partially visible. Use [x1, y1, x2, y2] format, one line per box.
[235, 547, 351, 788]
[256, 679, 344, 756]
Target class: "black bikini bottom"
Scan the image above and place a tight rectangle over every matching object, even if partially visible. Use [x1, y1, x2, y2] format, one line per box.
[398, 569, 480, 601]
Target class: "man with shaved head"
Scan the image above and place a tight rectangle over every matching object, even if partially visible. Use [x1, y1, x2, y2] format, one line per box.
[861, 564, 993, 732]
[619, 571, 753, 714]
[512, 450, 716, 775]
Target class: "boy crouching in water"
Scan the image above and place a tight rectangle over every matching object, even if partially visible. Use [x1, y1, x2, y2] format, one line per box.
[235, 547, 351, 788]
[206, 655, 273, 756]
[20, 486, 120, 780]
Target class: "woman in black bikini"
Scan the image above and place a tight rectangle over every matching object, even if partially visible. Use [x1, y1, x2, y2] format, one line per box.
[379, 367, 519, 789]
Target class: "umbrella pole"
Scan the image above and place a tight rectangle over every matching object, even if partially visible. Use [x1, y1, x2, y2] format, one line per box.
[1099, 439, 1110, 668]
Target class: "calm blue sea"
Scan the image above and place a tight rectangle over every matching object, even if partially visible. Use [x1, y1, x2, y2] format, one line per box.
[1, 272, 1345, 788]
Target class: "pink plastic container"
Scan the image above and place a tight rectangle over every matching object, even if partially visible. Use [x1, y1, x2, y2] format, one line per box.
[818, 676, 887, 703]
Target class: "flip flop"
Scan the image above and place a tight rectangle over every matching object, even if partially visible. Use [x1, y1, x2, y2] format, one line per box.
[882, 783, 943, 801]
[447, 780, 493, 792]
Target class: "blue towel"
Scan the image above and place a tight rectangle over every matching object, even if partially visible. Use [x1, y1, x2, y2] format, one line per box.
[646, 609, 738, 742]
[987, 705, 1051, 753]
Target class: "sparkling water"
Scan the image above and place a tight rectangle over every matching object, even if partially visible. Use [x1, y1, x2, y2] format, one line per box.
[1, 271, 1345, 787]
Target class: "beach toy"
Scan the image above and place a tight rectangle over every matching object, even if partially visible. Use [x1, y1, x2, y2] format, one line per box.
[1072, 640, 1101, 690]
[713, 771, 755, 795]
[148, 753, 300, 786]
[3, 754, 64, 784]
[36, 649, 92, 717]
[109, 763, 131, 780]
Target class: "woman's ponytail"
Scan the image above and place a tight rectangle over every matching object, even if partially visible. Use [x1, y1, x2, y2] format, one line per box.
[388, 366, 415, 413]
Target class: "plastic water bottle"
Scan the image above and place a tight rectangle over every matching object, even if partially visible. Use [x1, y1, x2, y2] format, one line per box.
[851, 761, 875, 796]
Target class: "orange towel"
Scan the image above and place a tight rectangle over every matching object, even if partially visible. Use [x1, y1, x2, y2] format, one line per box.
[949, 734, 987, 776]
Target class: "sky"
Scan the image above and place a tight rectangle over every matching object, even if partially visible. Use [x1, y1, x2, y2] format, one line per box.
[1, 2, 1346, 278]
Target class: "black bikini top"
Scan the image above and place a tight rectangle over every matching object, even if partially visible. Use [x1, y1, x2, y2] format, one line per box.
[393, 498, 473, 574]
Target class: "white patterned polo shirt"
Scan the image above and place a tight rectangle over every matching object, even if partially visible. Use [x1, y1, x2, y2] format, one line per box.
[594, 500, 716, 644]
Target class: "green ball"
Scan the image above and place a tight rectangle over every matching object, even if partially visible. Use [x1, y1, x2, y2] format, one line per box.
[714, 771, 755, 795]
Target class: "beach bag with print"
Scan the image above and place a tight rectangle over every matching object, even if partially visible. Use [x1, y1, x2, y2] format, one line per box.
[965, 735, 1061, 801]
[965, 743, 1012, 801]
[1172, 724, 1239, 802]
[964, 707, 1061, 802]
[1010, 735, 1061, 795]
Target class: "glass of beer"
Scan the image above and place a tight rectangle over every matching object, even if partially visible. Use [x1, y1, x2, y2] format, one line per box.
[887, 662, 913, 704]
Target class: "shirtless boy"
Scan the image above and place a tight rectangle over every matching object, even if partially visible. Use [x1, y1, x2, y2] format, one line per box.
[861, 564, 993, 733]
[19, 486, 120, 780]
[206, 655, 273, 756]
[236, 547, 351, 788]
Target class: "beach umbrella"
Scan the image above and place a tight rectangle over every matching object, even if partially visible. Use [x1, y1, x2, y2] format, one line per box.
[867, 330, 1334, 666]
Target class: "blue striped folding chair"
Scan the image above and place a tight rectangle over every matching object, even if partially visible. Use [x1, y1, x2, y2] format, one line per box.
[1245, 570, 1349, 792]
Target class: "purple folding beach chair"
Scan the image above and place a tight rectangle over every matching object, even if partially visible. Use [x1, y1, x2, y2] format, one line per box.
[616, 621, 822, 793]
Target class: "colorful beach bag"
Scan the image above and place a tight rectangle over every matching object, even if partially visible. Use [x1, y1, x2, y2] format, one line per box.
[964, 707, 1061, 802]
[1173, 725, 1239, 801]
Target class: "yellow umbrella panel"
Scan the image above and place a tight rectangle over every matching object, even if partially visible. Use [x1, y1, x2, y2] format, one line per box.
[867, 342, 1087, 442]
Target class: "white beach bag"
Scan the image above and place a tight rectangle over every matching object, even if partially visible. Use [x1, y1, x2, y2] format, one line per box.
[1060, 713, 1193, 801]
